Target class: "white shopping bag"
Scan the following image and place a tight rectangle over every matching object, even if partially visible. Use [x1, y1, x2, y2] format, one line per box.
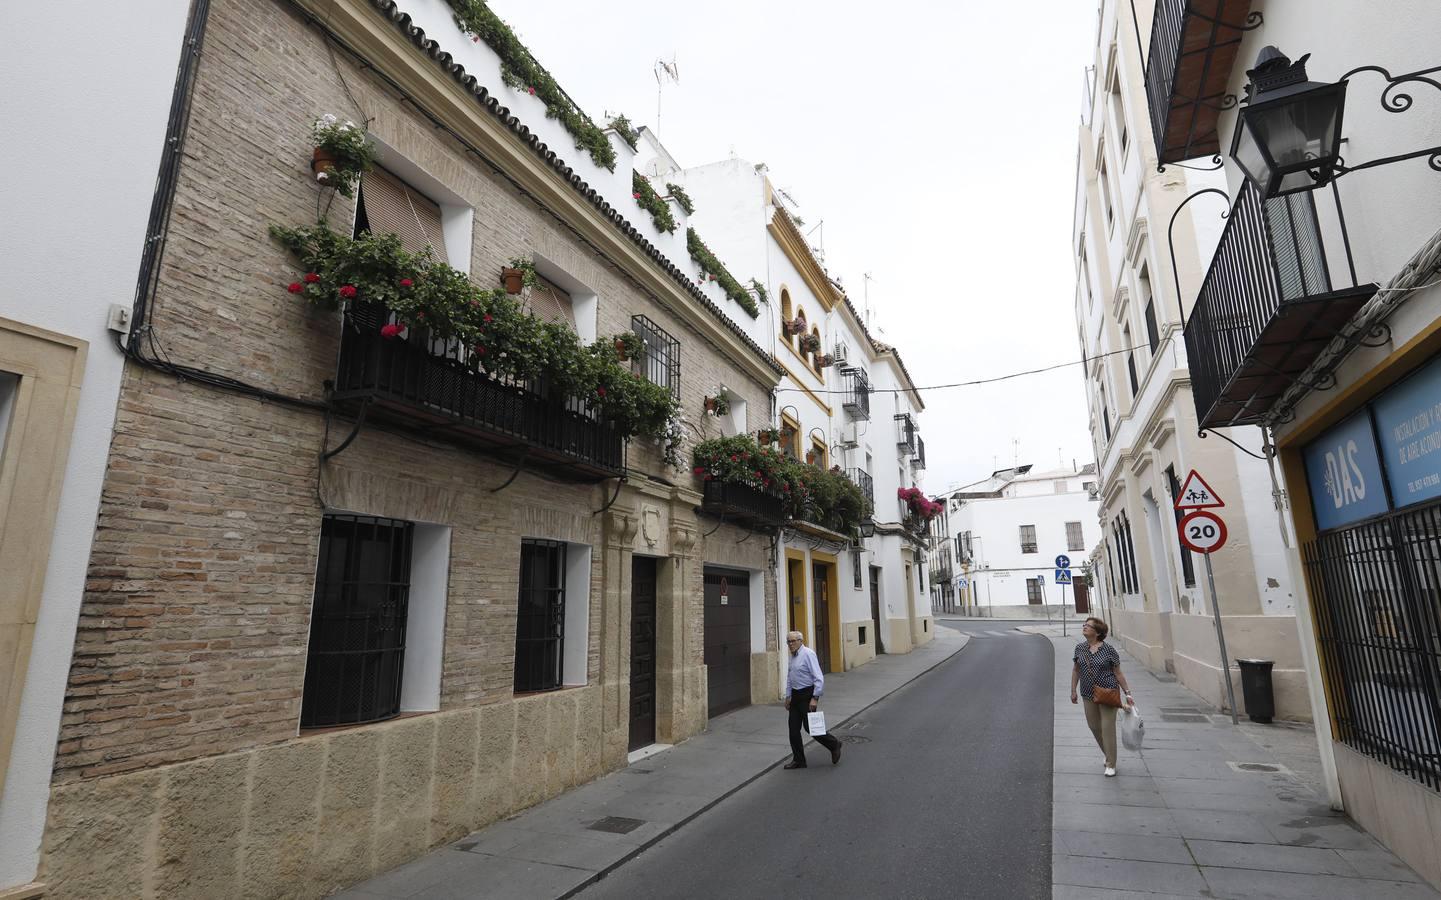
[1120, 702, 1145, 752]
[806, 711, 827, 736]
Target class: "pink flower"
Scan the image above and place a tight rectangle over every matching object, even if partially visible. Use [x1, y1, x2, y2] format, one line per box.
[399, 278, 413, 288]
[304, 272, 320, 283]
[338, 284, 357, 299]
[287, 282, 303, 294]
[527, 86, 536, 95]
[380, 323, 403, 339]
[633, 192, 642, 200]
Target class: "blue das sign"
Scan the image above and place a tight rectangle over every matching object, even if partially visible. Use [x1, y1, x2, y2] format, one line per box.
[1372, 355, 1441, 508]
[1303, 411, 1388, 531]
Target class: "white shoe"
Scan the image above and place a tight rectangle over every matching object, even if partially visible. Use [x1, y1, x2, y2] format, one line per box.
[1104, 767, 1117, 777]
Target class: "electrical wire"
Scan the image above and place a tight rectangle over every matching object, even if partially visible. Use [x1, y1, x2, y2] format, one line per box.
[776, 340, 1157, 395]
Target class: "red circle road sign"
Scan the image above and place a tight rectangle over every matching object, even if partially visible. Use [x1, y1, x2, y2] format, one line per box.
[1179, 510, 1228, 554]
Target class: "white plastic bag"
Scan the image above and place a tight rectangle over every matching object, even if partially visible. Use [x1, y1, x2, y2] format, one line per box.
[1120, 702, 1145, 752]
[807, 711, 827, 736]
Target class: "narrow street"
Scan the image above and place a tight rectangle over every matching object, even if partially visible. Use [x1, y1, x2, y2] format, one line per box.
[578, 622, 1053, 900]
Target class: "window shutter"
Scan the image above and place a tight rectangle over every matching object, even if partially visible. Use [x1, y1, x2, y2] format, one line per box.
[527, 275, 576, 330]
[358, 167, 449, 265]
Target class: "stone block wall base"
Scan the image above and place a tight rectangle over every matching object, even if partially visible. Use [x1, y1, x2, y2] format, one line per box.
[39, 689, 622, 900]
[0, 883, 46, 900]
[1334, 742, 1441, 891]
[1169, 652, 1313, 722]
[750, 651, 780, 702]
[912, 616, 934, 646]
[886, 618, 914, 654]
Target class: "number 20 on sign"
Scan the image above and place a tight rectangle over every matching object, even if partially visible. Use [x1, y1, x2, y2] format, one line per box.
[1179, 509, 1228, 554]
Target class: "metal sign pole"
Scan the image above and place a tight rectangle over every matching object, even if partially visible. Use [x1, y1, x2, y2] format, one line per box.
[1061, 580, 1067, 636]
[1203, 550, 1240, 726]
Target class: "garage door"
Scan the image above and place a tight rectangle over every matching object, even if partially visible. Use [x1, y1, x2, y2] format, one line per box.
[703, 567, 751, 718]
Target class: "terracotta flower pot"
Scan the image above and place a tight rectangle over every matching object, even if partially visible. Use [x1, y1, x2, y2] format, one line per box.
[704, 396, 718, 414]
[613, 338, 630, 361]
[311, 147, 339, 183]
[501, 267, 525, 295]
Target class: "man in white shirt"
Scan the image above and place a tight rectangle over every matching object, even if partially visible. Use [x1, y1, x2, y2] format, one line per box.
[783, 631, 842, 769]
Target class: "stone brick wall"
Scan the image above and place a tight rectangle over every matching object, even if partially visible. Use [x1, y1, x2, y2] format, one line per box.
[54, 0, 776, 783]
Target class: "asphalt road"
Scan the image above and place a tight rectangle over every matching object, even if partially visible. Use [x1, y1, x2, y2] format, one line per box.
[577, 620, 1054, 899]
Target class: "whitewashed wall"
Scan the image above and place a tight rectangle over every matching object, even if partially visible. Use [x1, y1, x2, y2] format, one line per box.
[0, 1, 191, 890]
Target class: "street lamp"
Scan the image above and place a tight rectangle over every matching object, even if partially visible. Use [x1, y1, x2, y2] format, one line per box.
[1230, 46, 1348, 197]
[859, 519, 876, 539]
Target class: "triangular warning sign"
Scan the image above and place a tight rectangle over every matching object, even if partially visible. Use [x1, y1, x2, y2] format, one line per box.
[1174, 470, 1224, 510]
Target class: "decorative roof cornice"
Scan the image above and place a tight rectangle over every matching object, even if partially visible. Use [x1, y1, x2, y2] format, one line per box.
[317, 0, 784, 380]
[767, 201, 840, 312]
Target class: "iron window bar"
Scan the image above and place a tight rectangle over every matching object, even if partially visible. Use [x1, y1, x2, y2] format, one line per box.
[331, 302, 624, 480]
[911, 435, 926, 471]
[631, 314, 681, 400]
[698, 480, 786, 533]
[840, 366, 871, 421]
[515, 539, 567, 693]
[895, 413, 917, 456]
[848, 468, 875, 507]
[301, 514, 414, 728]
[1303, 499, 1441, 792]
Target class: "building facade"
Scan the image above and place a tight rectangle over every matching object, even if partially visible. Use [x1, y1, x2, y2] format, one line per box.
[14, 0, 816, 896]
[941, 465, 1100, 618]
[1073, 0, 1307, 721]
[0, 4, 193, 897]
[1134, 0, 1441, 887]
[647, 149, 936, 676]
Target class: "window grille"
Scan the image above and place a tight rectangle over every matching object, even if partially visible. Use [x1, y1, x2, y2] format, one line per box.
[1066, 521, 1085, 552]
[1020, 524, 1038, 554]
[1304, 499, 1441, 792]
[840, 367, 871, 420]
[631, 315, 680, 399]
[301, 515, 414, 727]
[515, 539, 567, 692]
[895, 413, 917, 455]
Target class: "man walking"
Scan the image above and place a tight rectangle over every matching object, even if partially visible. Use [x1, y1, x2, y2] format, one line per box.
[783, 631, 842, 769]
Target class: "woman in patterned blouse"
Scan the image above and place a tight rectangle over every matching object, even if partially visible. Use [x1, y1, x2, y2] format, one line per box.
[1070, 616, 1133, 776]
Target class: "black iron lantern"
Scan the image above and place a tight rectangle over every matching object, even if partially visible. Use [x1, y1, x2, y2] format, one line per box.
[859, 519, 876, 539]
[1230, 46, 1348, 197]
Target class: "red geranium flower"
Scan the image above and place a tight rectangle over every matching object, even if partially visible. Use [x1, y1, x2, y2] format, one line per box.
[527, 86, 536, 95]
[338, 284, 357, 299]
[380, 323, 403, 339]
[287, 282, 303, 294]
[399, 278, 413, 288]
[597, 387, 607, 398]
[693, 466, 705, 476]
[483, 314, 493, 323]
[475, 346, 487, 355]
[304, 272, 320, 283]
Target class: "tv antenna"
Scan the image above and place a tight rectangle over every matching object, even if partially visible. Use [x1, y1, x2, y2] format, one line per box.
[654, 56, 679, 134]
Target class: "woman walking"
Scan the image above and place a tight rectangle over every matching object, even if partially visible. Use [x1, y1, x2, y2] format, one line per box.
[1070, 616, 1133, 776]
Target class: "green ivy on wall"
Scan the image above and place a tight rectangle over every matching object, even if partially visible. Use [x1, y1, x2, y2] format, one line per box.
[633, 172, 676, 234]
[687, 229, 759, 318]
[446, 0, 617, 171]
[665, 183, 694, 215]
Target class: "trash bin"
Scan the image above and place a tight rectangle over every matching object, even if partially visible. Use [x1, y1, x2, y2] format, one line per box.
[1237, 659, 1275, 723]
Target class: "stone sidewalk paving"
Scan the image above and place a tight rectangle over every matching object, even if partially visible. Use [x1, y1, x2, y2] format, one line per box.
[1030, 625, 1441, 900]
[339, 627, 968, 899]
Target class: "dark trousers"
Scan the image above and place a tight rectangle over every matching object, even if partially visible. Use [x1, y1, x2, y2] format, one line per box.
[788, 686, 841, 765]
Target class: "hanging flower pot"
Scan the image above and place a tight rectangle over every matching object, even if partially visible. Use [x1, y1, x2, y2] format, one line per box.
[805, 449, 818, 465]
[501, 267, 525, 294]
[311, 147, 339, 184]
[614, 337, 630, 360]
[799, 333, 822, 354]
[784, 317, 807, 336]
[815, 353, 835, 368]
[704, 396, 718, 414]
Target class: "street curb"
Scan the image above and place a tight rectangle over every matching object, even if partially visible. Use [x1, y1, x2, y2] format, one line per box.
[555, 632, 973, 898]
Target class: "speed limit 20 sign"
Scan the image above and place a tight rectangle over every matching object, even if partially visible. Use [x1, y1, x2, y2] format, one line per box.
[1179, 509, 1228, 553]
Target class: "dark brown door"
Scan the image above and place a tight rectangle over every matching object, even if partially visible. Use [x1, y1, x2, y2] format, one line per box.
[1073, 577, 1090, 615]
[629, 556, 657, 751]
[869, 565, 885, 655]
[812, 563, 832, 673]
[704, 567, 751, 717]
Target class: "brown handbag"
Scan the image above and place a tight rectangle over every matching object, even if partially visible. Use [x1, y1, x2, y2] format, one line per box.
[1081, 647, 1125, 708]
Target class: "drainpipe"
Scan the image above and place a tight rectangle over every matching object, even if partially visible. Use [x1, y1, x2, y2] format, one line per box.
[1264, 427, 1343, 810]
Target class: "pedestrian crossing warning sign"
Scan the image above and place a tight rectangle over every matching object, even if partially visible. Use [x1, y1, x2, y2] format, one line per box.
[1174, 469, 1224, 510]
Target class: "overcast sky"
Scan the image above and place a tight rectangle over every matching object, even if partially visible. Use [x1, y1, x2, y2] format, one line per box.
[489, 0, 1101, 491]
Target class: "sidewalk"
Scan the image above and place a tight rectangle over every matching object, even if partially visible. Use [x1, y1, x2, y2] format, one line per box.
[1031, 626, 1441, 899]
[339, 628, 969, 899]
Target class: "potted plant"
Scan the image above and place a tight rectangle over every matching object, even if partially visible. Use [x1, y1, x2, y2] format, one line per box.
[310, 114, 377, 199]
[613, 331, 642, 362]
[704, 389, 731, 417]
[783, 317, 807, 336]
[798, 333, 822, 354]
[815, 353, 835, 368]
[501, 257, 538, 295]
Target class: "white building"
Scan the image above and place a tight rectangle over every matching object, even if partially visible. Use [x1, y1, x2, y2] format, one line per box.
[941, 465, 1100, 618]
[0, 3, 191, 894]
[646, 144, 936, 678]
[1072, 0, 1306, 722]
[1134, 0, 1441, 886]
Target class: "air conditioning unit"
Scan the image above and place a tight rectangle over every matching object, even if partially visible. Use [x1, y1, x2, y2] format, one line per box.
[836, 422, 860, 450]
[833, 342, 848, 365]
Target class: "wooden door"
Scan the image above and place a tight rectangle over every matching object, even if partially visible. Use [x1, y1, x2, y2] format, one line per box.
[629, 556, 657, 751]
[869, 565, 885, 655]
[812, 563, 832, 673]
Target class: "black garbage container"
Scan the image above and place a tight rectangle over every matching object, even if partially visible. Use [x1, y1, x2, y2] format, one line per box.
[1237, 659, 1275, 723]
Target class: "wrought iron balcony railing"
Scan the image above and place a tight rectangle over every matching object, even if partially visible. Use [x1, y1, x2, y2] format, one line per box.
[895, 413, 917, 456]
[840, 366, 871, 420]
[848, 468, 874, 507]
[1145, 0, 1257, 164]
[911, 436, 926, 470]
[1183, 181, 1377, 429]
[332, 302, 625, 480]
[699, 480, 786, 533]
